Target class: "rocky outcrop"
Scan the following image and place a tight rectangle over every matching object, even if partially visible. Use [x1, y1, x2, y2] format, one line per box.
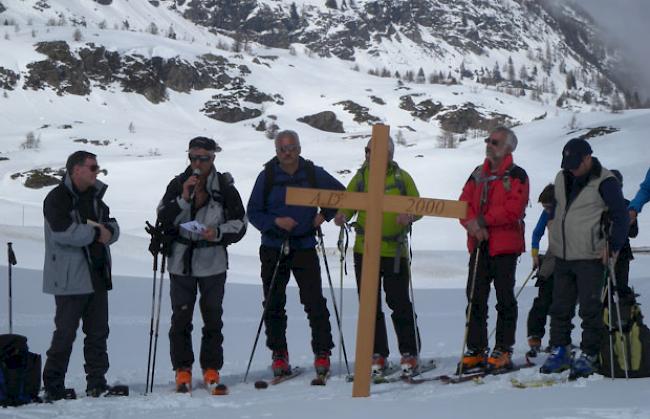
[23, 41, 270, 106]
[297, 111, 344, 133]
[399, 95, 443, 121]
[11, 168, 64, 189]
[94, 0, 113, 5]
[436, 103, 514, 133]
[0, 67, 18, 90]
[0, 2, 6, 13]
[334, 100, 381, 124]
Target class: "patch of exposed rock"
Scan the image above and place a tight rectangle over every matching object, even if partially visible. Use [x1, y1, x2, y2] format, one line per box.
[297, 111, 344, 133]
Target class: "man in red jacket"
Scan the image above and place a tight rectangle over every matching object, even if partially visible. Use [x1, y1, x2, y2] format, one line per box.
[458, 126, 529, 372]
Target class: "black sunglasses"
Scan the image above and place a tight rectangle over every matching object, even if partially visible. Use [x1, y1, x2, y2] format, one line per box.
[188, 154, 212, 162]
[276, 144, 300, 153]
[83, 164, 100, 172]
[365, 147, 371, 154]
[484, 137, 501, 146]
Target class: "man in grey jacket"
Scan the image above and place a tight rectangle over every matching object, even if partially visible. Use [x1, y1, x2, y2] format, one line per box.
[42, 151, 120, 401]
[540, 138, 628, 378]
[156, 137, 247, 393]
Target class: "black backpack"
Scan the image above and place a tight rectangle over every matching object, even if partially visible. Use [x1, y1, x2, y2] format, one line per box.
[0, 334, 41, 406]
[263, 157, 316, 206]
[599, 296, 650, 378]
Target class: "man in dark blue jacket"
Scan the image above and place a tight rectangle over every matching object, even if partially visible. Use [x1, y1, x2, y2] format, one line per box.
[247, 130, 344, 377]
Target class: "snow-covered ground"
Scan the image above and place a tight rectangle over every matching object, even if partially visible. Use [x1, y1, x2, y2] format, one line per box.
[1, 1, 650, 416]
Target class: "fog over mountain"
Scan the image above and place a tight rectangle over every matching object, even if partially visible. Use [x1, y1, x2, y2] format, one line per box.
[568, 0, 650, 100]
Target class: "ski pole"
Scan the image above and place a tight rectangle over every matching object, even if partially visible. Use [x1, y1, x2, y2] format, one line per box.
[7, 242, 17, 334]
[487, 266, 536, 342]
[149, 253, 166, 393]
[458, 245, 481, 378]
[144, 221, 161, 394]
[243, 238, 289, 383]
[605, 267, 615, 380]
[607, 251, 629, 379]
[336, 224, 349, 376]
[405, 226, 421, 361]
[317, 228, 350, 376]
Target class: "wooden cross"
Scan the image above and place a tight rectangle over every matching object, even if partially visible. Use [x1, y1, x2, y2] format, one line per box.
[285, 124, 467, 397]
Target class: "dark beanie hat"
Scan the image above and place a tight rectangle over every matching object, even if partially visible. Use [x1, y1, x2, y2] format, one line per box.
[188, 136, 217, 151]
[561, 138, 592, 170]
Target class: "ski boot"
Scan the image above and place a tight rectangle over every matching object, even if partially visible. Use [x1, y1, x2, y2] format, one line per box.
[314, 351, 331, 376]
[486, 347, 513, 372]
[400, 353, 419, 376]
[540, 345, 572, 374]
[526, 336, 542, 359]
[272, 349, 291, 377]
[175, 368, 192, 393]
[569, 352, 599, 380]
[457, 348, 487, 374]
[371, 353, 388, 377]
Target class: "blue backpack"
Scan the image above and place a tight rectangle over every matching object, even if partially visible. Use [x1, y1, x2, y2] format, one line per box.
[0, 334, 41, 406]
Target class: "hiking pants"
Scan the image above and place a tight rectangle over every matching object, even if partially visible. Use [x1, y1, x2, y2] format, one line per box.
[169, 273, 226, 370]
[260, 246, 333, 354]
[43, 291, 109, 392]
[549, 258, 605, 356]
[465, 249, 518, 351]
[353, 253, 420, 357]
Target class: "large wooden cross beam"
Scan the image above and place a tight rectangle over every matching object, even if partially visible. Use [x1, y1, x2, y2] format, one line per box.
[286, 124, 467, 397]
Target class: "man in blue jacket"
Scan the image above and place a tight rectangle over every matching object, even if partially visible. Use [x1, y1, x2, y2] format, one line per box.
[42, 151, 120, 401]
[247, 130, 344, 377]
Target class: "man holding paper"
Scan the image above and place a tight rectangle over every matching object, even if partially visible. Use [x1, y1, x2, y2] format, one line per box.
[156, 137, 247, 393]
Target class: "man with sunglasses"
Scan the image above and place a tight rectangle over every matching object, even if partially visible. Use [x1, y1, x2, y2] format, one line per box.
[156, 136, 247, 393]
[334, 137, 423, 377]
[458, 126, 529, 373]
[247, 130, 344, 378]
[42, 150, 120, 400]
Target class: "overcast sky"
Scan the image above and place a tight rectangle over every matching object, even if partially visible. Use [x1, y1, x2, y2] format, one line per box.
[570, 0, 650, 99]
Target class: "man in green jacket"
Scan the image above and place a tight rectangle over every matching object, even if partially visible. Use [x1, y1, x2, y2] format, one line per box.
[334, 137, 421, 376]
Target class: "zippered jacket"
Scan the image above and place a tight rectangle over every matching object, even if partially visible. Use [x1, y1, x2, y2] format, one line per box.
[157, 166, 247, 277]
[340, 162, 420, 257]
[247, 157, 344, 249]
[43, 175, 120, 295]
[459, 153, 529, 256]
[549, 158, 628, 260]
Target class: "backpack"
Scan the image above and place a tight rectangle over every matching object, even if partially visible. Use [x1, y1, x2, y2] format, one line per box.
[599, 296, 650, 378]
[354, 161, 406, 195]
[263, 157, 316, 205]
[0, 334, 41, 406]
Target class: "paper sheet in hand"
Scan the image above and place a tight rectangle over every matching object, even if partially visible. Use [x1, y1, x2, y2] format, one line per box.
[180, 220, 207, 234]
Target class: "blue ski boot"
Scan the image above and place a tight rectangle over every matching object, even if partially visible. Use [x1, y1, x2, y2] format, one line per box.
[540, 345, 572, 374]
[569, 352, 599, 380]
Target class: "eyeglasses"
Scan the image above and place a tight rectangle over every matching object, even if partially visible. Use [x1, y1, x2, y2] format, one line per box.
[188, 154, 212, 162]
[484, 137, 502, 147]
[365, 147, 371, 154]
[276, 144, 300, 153]
[84, 164, 100, 172]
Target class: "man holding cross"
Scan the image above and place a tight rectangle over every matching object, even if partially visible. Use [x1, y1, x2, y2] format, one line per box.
[458, 126, 529, 372]
[335, 137, 422, 375]
[247, 130, 345, 377]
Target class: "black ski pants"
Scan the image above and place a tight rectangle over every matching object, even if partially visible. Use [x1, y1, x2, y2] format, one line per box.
[353, 253, 420, 357]
[43, 291, 109, 392]
[169, 273, 226, 371]
[614, 257, 633, 297]
[260, 245, 333, 354]
[527, 276, 554, 341]
[549, 258, 605, 356]
[465, 247, 518, 352]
